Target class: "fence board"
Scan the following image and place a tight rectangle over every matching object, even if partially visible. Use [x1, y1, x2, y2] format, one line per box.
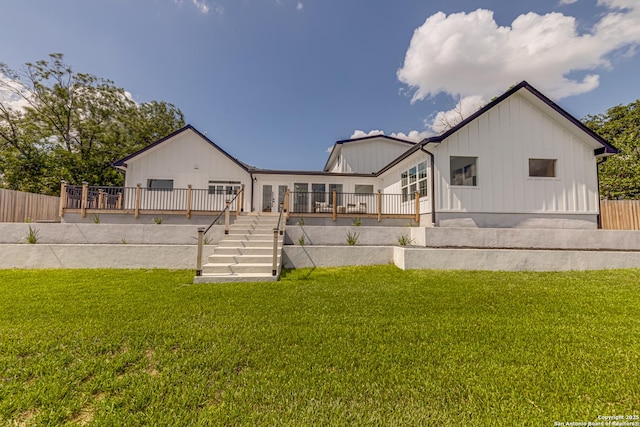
[0, 189, 60, 222]
[600, 200, 640, 230]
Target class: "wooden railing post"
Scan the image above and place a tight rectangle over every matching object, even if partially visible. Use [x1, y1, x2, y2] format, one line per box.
[224, 200, 231, 234]
[186, 185, 192, 219]
[415, 191, 420, 224]
[272, 228, 279, 276]
[332, 190, 337, 222]
[377, 190, 382, 222]
[59, 180, 67, 218]
[196, 227, 205, 276]
[80, 181, 88, 218]
[240, 184, 245, 212]
[236, 187, 241, 217]
[135, 184, 142, 219]
[284, 188, 290, 220]
[116, 193, 122, 210]
[98, 190, 104, 210]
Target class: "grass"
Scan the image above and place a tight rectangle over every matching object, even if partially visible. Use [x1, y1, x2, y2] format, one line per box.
[0, 266, 639, 426]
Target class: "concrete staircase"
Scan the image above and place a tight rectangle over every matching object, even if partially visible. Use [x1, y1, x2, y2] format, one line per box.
[194, 213, 284, 283]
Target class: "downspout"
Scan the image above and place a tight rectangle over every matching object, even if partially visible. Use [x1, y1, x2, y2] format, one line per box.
[595, 156, 608, 229]
[419, 144, 437, 226]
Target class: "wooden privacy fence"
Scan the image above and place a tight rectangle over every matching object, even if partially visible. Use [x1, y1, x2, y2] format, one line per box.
[600, 200, 640, 230]
[0, 189, 60, 222]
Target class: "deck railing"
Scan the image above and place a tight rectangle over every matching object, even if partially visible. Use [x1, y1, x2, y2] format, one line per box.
[59, 183, 419, 222]
[60, 182, 245, 218]
[288, 190, 419, 222]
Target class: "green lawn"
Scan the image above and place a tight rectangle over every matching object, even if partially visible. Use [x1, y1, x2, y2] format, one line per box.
[1, 266, 639, 426]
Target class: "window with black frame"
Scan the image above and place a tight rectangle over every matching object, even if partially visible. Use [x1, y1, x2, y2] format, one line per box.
[449, 157, 477, 186]
[147, 179, 174, 191]
[401, 161, 428, 202]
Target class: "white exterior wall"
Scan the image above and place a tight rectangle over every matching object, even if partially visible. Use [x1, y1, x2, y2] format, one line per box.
[434, 93, 599, 216]
[253, 173, 381, 213]
[380, 151, 432, 215]
[123, 129, 250, 189]
[122, 129, 251, 210]
[338, 138, 414, 174]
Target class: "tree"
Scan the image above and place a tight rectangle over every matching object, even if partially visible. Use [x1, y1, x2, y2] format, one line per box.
[584, 100, 640, 199]
[0, 53, 185, 195]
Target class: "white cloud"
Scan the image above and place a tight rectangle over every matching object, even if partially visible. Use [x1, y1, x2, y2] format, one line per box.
[349, 129, 432, 142]
[192, 0, 210, 14]
[173, 0, 223, 14]
[430, 95, 486, 134]
[350, 129, 384, 139]
[397, 1, 640, 105]
[0, 74, 32, 112]
[559, 0, 578, 5]
[297, 2, 303, 11]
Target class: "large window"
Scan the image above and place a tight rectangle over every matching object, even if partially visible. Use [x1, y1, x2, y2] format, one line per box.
[208, 180, 241, 195]
[147, 179, 173, 191]
[529, 159, 556, 177]
[401, 161, 428, 202]
[311, 183, 326, 205]
[329, 183, 343, 205]
[355, 184, 374, 194]
[450, 157, 477, 186]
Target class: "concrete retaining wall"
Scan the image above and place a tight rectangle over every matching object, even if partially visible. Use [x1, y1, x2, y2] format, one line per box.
[2, 223, 640, 271]
[282, 246, 393, 269]
[395, 247, 640, 272]
[434, 212, 598, 229]
[0, 244, 216, 269]
[414, 227, 640, 251]
[284, 226, 411, 246]
[0, 223, 224, 245]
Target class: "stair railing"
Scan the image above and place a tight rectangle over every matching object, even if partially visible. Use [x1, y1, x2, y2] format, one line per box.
[196, 186, 245, 276]
[272, 202, 285, 276]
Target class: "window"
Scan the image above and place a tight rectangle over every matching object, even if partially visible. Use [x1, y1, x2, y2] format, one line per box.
[329, 183, 343, 205]
[450, 157, 477, 186]
[147, 179, 173, 191]
[208, 180, 241, 195]
[401, 161, 428, 202]
[355, 184, 374, 194]
[311, 183, 326, 205]
[529, 159, 556, 177]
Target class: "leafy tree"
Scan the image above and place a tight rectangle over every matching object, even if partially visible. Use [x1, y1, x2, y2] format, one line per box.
[0, 53, 185, 195]
[584, 100, 640, 199]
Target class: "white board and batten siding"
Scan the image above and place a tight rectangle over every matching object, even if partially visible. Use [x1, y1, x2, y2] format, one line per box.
[434, 93, 599, 215]
[334, 138, 415, 174]
[379, 152, 432, 215]
[123, 129, 251, 190]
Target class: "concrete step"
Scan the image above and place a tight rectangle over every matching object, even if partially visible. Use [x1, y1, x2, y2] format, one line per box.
[219, 240, 282, 248]
[229, 225, 275, 234]
[227, 230, 278, 237]
[202, 263, 275, 274]
[214, 247, 274, 256]
[224, 234, 281, 242]
[207, 254, 280, 264]
[194, 273, 278, 283]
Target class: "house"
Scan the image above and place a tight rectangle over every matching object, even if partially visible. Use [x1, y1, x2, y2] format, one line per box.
[108, 81, 617, 229]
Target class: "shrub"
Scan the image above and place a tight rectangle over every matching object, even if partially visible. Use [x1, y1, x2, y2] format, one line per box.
[346, 231, 359, 246]
[26, 225, 40, 244]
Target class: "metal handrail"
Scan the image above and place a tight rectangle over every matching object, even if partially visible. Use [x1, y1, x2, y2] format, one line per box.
[202, 187, 244, 235]
[196, 187, 244, 276]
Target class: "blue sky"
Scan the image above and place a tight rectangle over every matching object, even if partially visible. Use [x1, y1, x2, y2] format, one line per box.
[1, 0, 639, 170]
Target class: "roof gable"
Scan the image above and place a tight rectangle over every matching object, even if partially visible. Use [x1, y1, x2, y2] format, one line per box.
[377, 81, 619, 175]
[112, 124, 249, 171]
[432, 81, 618, 155]
[324, 134, 415, 172]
